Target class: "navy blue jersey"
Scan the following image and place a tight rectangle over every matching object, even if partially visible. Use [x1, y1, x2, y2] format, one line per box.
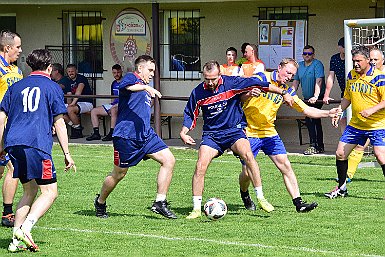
[69, 74, 93, 103]
[183, 75, 269, 132]
[113, 73, 153, 141]
[110, 80, 120, 105]
[0, 71, 67, 154]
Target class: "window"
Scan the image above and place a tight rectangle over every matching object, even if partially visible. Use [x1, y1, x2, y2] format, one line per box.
[62, 11, 103, 77]
[259, 6, 308, 20]
[160, 10, 201, 80]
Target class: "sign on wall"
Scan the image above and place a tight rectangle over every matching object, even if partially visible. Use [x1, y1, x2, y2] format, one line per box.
[110, 9, 151, 72]
[258, 20, 307, 69]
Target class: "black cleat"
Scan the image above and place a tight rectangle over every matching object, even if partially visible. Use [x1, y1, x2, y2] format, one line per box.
[151, 200, 177, 219]
[94, 194, 108, 218]
[86, 133, 101, 141]
[70, 127, 84, 139]
[2, 213, 15, 227]
[296, 201, 318, 213]
[101, 134, 113, 141]
[240, 190, 256, 211]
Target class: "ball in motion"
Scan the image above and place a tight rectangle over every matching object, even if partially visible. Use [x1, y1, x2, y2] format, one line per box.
[204, 198, 227, 220]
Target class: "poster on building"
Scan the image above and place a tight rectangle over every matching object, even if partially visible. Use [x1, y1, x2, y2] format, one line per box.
[110, 9, 152, 73]
[258, 20, 307, 70]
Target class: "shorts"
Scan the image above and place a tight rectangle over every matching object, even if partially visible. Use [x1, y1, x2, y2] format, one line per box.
[240, 135, 286, 165]
[7, 146, 57, 185]
[201, 128, 247, 156]
[102, 104, 113, 114]
[113, 132, 168, 168]
[0, 154, 10, 166]
[340, 125, 385, 146]
[65, 102, 93, 114]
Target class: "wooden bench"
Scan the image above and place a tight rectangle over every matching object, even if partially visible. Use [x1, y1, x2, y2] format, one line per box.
[276, 115, 306, 145]
[151, 113, 184, 139]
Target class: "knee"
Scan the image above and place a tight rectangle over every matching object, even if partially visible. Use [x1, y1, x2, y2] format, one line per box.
[195, 162, 208, 176]
[335, 150, 345, 160]
[111, 168, 127, 181]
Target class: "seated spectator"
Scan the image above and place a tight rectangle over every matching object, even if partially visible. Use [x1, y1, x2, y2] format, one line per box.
[64, 64, 93, 139]
[86, 64, 123, 141]
[51, 63, 71, 100]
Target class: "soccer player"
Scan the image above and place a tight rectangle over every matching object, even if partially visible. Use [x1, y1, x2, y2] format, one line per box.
[0, 49, 75, 252]
[180, 60, 294, 219]
[238, 58, 340, 212]
[94, 55, 177, 219]
[86, 64, 122, 141]
[239, 44, 265, 77]
[325, 45, 385, 199]
[220, 47, 240, 76]
[0, 30, 23, 228]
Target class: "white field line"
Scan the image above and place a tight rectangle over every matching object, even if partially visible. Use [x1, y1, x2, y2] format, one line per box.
[36, 226, 383, 257]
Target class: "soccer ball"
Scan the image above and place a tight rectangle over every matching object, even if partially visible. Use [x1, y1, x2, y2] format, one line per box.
[204, 198, 227, 220]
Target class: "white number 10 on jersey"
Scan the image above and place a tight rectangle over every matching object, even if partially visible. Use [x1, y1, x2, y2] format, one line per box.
[21, 87, 41, 112]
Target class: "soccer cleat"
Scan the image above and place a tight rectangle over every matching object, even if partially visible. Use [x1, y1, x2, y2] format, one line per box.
[102, 134, 113, 141]
[2, 213, 15, 227]
[151, 200, 177, 219]
[186, 209, 202, 219]
[70, 127, 83, 139]
[94, 194, 108, 218]
[296, 201, 318, 213]
[240, 194, 256, 211]
[303, 146, 318, 155]
[257, 197, 274, 212]
[324, 187, 348, 199]
[14, 227, 39, 252]
[8, 240, 28, 252]
[86, 133, 101, 141]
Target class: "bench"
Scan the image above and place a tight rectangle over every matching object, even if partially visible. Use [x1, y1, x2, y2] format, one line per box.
[151, 113, 184, 139]
[276, 115, 306, 145]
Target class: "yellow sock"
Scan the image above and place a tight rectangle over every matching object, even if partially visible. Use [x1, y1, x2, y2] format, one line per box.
[347, 149, 364, 179]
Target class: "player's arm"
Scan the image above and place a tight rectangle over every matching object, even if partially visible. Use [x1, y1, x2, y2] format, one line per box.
[291, 79, 299, 91]
[126, 84, 162, 98]
[179, 126, 196, 145]
[0, 111, 7, 153]
[323, 71, 335, 104]
[267, 84, 294, 107]
[69, 83, 85, 106]
[302, 106, 341, 118]
[54, 114, 76, 172]
[359, 100, 385, 118]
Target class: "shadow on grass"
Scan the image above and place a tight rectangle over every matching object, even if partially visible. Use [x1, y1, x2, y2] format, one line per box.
[0, 237, 46, 251]
[73, 210, 133, 217]
[301, 191, 385, 201]
[316, 177, 383, 183]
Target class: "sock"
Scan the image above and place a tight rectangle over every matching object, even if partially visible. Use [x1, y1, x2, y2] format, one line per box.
[192, 196, 202, 210]
[254, 186, 264, 200]
[73, 124, 81, 129]
[109, 128, 114, 135]
[67, 121, 73, 126]
[336, 159, 348, 189]
[347, 149, 364, 179]
[12, 227, 19, 243]
[381, 164, 385, 178]
[3, 203, 13, 215]
[240, 189, 250, 198]
[155, 194, 166, 202]
[93, 127, 100, 135]
[292, 197, 302, 207]
[21, 214, 38, 234]
[340, 181, 347, 191]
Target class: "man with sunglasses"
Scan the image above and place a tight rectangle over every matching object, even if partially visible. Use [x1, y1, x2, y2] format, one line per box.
[292, 45, 326, 155]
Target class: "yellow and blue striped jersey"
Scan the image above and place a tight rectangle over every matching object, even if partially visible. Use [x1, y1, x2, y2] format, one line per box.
[0, 55, 23, 102]
[344, 66, 385, 130]
[243, 71, 308, 138]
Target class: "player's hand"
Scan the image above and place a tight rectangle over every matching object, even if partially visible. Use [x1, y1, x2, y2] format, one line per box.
[323, 96, 334, 105]
[283, 94, 294, 107]
[0, 150, 6, 161]
[180, 133, 196, 145]
[360, 108, 374, 118]
[308, 96, 318, 104]
[331, 112, 342, 128]
[64, 153, 76, 172]
[146, 86, 162, 98]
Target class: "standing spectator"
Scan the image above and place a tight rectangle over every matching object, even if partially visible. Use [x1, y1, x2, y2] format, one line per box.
[239, 58, 340, 213]
[0, 30, 23, 228]
[50, 63, 71, 99]
[220, 47, 240, 76]
[325, 45, 385, 199]
[64, 64, 93, 139]
[86, 64, 123, 141]
[180, 60, 293, 219]
[94, 55, 177, 219]
[292, 45, 326, 155]
[239, 44, 265, 77]
[0, 49, 75, 252]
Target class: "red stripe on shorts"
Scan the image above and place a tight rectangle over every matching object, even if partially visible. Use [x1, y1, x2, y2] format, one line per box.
[42, 159, 53, 179]
[113, 149, 120, 166]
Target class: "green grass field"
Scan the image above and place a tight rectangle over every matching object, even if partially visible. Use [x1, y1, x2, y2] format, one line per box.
[0, 144, 384, 256]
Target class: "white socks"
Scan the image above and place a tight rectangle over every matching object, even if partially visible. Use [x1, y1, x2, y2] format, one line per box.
[155, 194, 166, 202]
[193, 196, 202, 210]
[254, 186, 264, 199]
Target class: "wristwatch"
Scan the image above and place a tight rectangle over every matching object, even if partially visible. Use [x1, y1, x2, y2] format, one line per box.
[281, 89, 288, 95]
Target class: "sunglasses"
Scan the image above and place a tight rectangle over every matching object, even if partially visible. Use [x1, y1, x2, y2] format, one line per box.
[303, 52, 313, 56]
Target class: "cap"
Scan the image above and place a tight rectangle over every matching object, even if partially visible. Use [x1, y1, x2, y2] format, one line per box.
[338, 37, 344, 48]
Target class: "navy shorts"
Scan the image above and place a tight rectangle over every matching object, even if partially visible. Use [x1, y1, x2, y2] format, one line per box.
[340, 125, 385, 146]
[113, 132, 168, 168]
[201, 128, 247, 156]
[7, 146, 56, 185]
